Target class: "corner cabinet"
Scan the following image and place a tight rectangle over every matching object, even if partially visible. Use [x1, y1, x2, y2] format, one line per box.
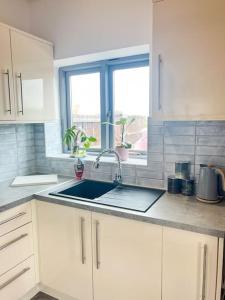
[151, 0, 225, 120]
[0, 23, 55, 123]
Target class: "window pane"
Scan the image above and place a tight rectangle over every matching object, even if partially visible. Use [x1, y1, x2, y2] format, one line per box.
[70, 72, 101, 148]
[113, 66, 149, 152]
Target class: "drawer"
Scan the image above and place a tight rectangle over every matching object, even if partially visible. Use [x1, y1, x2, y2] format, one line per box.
[0, 223, 34, 276]
[0, 203, 32, 236]
[0, 256, 36, 300]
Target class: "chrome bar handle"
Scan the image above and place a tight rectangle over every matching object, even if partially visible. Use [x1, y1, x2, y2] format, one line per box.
[0, 212, 26, 226]
[2, 70, 12, 114]
[95, 221, 100, 269]
[0, 267, 30, 290]
[201, 244, 207, 300]
[80, 217, 86, 264]
[16, 73, 24, 115]
[0, 234, 28, 251]
[158, 54, 162, 110]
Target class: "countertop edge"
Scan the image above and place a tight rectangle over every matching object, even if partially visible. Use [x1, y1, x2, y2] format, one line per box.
[34, 193, 225, 239]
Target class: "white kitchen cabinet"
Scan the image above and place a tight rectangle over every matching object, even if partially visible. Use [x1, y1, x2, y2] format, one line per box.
[92, 212, 162, 300]
[151, 0, 225, 120]
[0, 25, 15, 121]
[37, 201, 93, 300]
[0, 22, 55, 123]
[11, 30, 55, 122]
[0, 256, 36, 300]
[162, 227, 218, 300]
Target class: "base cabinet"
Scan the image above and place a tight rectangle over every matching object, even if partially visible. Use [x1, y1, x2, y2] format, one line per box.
[36, 201, 222, 300]
[162, 227, 218, 300]
[37, 201, 93, 300]
[92, 212, 162, 300]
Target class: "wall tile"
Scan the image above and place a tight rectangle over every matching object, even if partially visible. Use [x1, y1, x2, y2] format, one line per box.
[0, 124, 36, 182]
[196, 126, 225, 136]
[164, 125, 195, 136]
[164, 135, 195, 145]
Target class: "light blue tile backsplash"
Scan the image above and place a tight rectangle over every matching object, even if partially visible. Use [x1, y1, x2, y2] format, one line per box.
[0, 124, 36, 182]
[33, 120, 225, 189]
[1, 120, 225, 189]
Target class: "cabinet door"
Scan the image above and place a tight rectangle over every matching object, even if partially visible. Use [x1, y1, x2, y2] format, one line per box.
[92, 213, 162, 300]
[0, 25, 15, 121]
[11, 30, 55, 122]
[152, 0, 225, 120]
[37, 201, 93, 300]
[162, 227, 218, 300]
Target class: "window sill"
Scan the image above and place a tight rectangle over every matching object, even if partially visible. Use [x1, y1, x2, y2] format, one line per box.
[46, 153, 147, 167]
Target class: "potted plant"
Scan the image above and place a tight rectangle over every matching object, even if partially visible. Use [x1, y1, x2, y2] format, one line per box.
[104, 117, 135, 161]
[63, 125, 97, 157]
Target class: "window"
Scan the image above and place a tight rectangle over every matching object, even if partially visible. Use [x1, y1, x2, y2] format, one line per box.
[60, 54, 149, 154]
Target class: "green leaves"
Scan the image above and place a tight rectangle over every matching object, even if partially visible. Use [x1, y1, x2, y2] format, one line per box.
[63, 125, 97, 150]
[102, 116, 135, 147]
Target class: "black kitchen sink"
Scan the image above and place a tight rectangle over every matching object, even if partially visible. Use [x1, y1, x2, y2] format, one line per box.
[50, 179, 165, 213]
[50, 180, 117, 200]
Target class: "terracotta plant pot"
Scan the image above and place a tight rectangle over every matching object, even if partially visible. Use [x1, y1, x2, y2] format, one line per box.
[115, 146, 129, 161]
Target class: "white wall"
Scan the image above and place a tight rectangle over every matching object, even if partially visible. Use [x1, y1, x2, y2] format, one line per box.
[0, 0, 31, 32]
[29, 0, 152, 59]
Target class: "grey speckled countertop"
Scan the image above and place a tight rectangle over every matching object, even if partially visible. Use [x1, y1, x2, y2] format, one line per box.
[1, 176, 225, 238]
[0, 176, 72, 212]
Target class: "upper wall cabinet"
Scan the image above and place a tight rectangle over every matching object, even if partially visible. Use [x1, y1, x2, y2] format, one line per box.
[11, 30, 55, 122]
[0, 23, 55, 123]
[0, 25, 15, 121]
[151, 0, 225, 120]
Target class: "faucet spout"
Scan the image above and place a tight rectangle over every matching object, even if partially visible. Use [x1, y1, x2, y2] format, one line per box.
[93, 149, 122, 184]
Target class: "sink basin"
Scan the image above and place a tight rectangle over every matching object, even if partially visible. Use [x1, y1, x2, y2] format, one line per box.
[50, 179, 165, 213]
[50, 180, 117, 200]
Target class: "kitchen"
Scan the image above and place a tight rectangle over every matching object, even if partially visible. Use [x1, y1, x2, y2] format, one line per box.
[0, 0, 225, 299]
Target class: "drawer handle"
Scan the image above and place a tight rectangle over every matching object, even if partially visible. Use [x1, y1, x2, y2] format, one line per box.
[0, 212, 26, 226]
[80, 217, 86, 264]
[201, 244, 207, 300]
[0, 267, 30, 290]
[0, 233, 28, 251]
[95, 220, 100, 269]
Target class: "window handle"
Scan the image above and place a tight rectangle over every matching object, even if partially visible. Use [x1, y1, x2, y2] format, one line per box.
[106, 110, 112, 122]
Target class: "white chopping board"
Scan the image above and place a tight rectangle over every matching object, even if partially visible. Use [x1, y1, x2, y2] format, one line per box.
[11, 174, 58, 187]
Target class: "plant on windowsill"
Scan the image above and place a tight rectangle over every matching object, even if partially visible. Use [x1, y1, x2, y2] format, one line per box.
[63, 125, 97, 158]
[103, 116, 135, 161]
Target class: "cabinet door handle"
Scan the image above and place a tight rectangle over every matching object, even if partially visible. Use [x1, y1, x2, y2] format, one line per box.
[158, 54, 162, 110]
[0, 267, 30, 290]
[201, 244, 207, 300]
[0, 233, 28, 251]
[16, 73, 24, 115]
[80, 217, 86, 264]
[95, 221, 100, 269]
[0, 211, 26, 226]
[2, 70, 12, 114]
